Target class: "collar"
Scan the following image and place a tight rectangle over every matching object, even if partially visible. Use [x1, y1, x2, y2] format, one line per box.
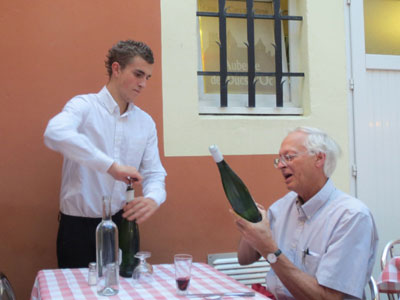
[295, 179, 335, 220]
[99, 86, 135, 115]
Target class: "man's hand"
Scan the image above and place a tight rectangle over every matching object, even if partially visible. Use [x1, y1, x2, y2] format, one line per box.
[122, 197, 158, 224]
[107, 162, 143, 184]
[232, 206, 345, 300]
[230, 205, 277, 258]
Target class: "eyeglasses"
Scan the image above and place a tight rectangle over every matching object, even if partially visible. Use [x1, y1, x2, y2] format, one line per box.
[274, 152, 309, 168]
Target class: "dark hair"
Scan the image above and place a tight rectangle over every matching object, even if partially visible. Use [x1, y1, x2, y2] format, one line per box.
[105, 40, 154, 77]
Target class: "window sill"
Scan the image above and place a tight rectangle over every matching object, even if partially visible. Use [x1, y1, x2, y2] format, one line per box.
[199, 106, 303, 115]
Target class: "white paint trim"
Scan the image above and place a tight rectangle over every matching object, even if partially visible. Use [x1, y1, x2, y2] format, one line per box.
[199, 106, 303, 115]
[344, 0, 357, 197]
[366, 54, 400, 71]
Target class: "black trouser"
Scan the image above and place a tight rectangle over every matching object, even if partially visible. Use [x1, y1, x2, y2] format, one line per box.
[57, 211, 123, 268]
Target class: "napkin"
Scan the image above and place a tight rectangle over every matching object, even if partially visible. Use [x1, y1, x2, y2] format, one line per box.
[252, 283, 276, 300]
[377, 257, 400, 293]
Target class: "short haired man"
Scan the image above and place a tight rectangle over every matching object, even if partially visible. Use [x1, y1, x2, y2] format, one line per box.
[44, 40, 166, 268]
[232, 127, 378, 300]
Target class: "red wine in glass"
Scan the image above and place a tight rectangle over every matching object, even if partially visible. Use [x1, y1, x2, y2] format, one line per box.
[176, 277, 190, 291]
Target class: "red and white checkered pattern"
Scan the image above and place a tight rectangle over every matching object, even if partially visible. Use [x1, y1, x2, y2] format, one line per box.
[377, 256, 400, 293]
[30, 262, 271, 300]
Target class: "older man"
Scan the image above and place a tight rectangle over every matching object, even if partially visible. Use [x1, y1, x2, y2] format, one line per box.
[232, 127, 378, 300]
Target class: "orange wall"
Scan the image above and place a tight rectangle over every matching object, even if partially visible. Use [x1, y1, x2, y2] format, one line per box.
[0, 1, 286, 298]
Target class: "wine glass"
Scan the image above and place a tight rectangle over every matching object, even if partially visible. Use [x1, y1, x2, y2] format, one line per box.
[174, 254, 192, 295]
[132, 251, 153, 283]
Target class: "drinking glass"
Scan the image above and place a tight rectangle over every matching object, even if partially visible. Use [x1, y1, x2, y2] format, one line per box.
[174, 254, 192, 295]
[132, 251, 153, 283]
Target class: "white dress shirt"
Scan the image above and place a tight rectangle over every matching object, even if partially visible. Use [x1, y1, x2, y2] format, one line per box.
[44, 86, 167, 217]
[266, 179, 378, 300]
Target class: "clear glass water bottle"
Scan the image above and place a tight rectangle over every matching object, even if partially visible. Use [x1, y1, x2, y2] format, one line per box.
[96, 196, 119, 296]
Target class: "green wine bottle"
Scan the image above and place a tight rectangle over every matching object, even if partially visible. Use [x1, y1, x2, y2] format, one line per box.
[119, 182, 140, 278]
[209, 145, 262, 223]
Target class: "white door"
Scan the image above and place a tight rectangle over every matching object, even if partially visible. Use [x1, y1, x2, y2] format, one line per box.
[346, 0, 400, 279]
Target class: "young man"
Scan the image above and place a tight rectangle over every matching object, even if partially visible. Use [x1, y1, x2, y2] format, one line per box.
[44, 40, 166, 268]
[232, 127, 378, 300]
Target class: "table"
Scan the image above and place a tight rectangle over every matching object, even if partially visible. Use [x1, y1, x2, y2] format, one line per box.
[377, 256, 400, 294]
[30, 262, 271, 299]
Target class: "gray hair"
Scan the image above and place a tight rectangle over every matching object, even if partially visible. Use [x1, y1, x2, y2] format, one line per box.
[290, 126, 342, 177]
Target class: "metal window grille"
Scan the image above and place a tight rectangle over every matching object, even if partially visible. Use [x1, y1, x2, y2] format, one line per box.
[197, 0, 304, 108]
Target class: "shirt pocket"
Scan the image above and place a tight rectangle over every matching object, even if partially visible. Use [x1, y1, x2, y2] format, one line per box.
[299, 249, 322, 276]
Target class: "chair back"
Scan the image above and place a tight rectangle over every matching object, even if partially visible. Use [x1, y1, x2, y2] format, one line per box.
[208, 252, 270, 286]
[381, 239, 400, 270]
[0, 272, 16, 300]
[381, 239, 400, 300]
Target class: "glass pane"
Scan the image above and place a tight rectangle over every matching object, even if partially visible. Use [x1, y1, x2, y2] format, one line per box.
[364, 0, 400, 55]
[198, 0, 288, 96]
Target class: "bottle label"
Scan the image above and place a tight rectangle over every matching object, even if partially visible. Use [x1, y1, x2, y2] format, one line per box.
[126, 189, 135, 203]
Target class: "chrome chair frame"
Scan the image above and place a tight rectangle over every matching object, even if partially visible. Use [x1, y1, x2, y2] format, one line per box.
[380, 239, 400, 300]
[366, 276, 380, 300]
[0, 272, 16, 300]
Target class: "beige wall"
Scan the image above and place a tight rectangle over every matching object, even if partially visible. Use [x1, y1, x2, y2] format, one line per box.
[0, 1, 286, 298]
[161, 0, 350, 191]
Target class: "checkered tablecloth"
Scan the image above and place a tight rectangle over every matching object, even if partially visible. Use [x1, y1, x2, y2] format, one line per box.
[30, 262, 271, 299]
[377, 256, 400, 293]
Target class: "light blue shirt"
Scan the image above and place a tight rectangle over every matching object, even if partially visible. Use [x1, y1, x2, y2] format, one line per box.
[44, 86, 167, 217]
[266, 179, 378, 300]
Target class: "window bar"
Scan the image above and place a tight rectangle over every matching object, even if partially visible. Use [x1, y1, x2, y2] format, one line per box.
[197, 1, 304, 111]
[246, 0, 256, 107]
[219, 0, 228, 107]
[273, 0, 284, 107]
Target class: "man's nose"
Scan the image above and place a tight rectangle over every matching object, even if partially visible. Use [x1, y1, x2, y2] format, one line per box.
[138, 79, 147, 88]
[277, 160, 287, 169]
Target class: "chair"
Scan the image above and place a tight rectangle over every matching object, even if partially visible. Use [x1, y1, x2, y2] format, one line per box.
[365, 276, 380, 300]
[381, 239, 400, 271]
[207, 252, 270, 286]
[380, 239, 400, 300]
[0, 272, 16, 300]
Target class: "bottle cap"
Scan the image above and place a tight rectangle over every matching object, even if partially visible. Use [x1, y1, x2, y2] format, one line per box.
[126, 182, 135, 203]
[209, 144, 224, 163]
[89, 262, 96, 270]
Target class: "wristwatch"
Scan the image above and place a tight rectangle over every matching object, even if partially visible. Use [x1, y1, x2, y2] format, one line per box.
[267, 249, 282, 264]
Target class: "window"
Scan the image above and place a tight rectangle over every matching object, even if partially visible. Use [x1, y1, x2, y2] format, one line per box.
[363, 0, 400, 70]
[197, 0, 304, 115]
[364, 0, 400, 56]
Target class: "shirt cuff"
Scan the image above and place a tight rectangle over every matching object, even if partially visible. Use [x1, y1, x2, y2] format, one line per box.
[144, 190, 166, 206]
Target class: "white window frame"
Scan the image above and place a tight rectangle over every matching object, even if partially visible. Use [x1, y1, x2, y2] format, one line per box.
[196, 0, 304, 115]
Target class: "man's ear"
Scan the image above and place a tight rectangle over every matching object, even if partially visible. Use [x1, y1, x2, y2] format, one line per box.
[111, 62, 121, 77]
[315, 152, 326, 169]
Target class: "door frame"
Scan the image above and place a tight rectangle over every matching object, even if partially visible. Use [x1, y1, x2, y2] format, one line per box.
[344, 0, 368, 198]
